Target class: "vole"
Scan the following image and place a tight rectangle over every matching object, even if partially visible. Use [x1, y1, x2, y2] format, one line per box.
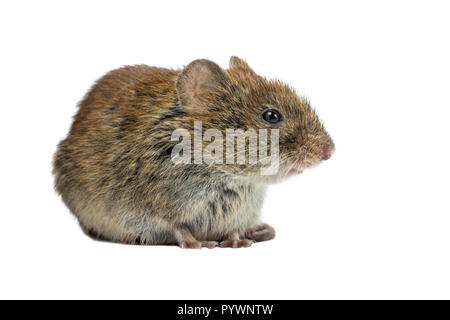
[53, 56, 334, 248]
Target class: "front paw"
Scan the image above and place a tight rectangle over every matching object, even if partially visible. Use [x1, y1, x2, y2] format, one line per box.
[245, 223, 276, 242]
[219, 239, 255, 248]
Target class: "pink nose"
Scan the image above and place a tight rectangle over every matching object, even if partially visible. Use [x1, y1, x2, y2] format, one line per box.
[322, 148, 331, 160]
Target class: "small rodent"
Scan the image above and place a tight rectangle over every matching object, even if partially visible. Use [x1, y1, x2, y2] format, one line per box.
[53, 56, 334, 248]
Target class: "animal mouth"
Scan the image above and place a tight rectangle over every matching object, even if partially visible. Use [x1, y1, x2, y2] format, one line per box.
[289, 168, 303, 175]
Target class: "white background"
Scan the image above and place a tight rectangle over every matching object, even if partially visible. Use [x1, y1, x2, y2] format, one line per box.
[1, 0, 449, 299]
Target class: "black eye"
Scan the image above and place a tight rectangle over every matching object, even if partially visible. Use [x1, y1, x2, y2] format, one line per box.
[262, 109, 283, 124]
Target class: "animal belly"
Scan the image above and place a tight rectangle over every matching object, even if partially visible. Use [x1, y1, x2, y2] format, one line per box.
[186, 196, 260, 241]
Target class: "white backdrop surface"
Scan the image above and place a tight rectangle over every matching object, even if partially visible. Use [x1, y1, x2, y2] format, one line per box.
[0, 0, 449, 299]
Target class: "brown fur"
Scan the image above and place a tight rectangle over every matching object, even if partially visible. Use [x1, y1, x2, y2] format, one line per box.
[53, 57, 334, 248]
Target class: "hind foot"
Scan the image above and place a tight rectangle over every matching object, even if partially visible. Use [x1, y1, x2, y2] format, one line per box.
[219, 231, 255, 248]
[219, 239, 255, 248]
[180, 241, 218, 249]
[173, 226, 219, 249]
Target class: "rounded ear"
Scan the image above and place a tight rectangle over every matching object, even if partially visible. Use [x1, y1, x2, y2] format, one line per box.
[176, 59, 228, 109]
[229, 56, 256, 76]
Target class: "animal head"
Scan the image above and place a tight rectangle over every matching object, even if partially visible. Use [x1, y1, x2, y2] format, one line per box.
[175, 56, 334, 181]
